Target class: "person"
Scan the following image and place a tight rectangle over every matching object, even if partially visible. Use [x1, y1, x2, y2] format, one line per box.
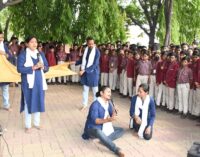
[45, 45, 56, 84]
[56, 44, 68, 84]
[135, 50, 152, 93]
[0, 31, 11, 111]
[100, 49, 109, 86]
[125, 50, 135, 98]
[69, 44, 80, 83]
[82, 86, 125, 157]
[156, 51, 168, 108]
[79, 37, 100, 110]
[9, 36, 19, 66]
[190, 50, 200, 119]
[17, 36, 49, 133]
[164, 52, 179, 112]
[129, 83, 156, 140]
[177, 57, 193, 118]
[109, 49, 118, 91]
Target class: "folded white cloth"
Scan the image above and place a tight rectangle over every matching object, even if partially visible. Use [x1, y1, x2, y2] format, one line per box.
[24, 48, 47, 90]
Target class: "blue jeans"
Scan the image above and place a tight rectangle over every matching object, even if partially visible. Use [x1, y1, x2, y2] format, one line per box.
[87, 127, 124, 155]
[82, 85, 98, 106]
[0, 85, 10, 109]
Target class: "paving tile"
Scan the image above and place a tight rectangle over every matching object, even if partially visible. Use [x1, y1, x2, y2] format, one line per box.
[0, 85, 199, 157]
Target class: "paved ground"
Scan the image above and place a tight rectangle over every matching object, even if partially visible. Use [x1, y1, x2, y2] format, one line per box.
[0, 84, 200, 157]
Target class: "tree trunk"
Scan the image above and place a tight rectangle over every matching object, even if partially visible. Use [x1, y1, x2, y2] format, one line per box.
[3, 16, 11, 41]
[164, 0, 173, 46]
[149, 27, 156, 47]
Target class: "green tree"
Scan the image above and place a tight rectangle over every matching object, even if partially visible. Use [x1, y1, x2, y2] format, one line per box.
[126, 0, 163, 46]
[158, 0, 200, 45]
[8, 0, 126, 44]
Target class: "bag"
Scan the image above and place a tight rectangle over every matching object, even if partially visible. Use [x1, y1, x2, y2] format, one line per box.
[187, 142, 200, 157]
[129, 117, 134, 129]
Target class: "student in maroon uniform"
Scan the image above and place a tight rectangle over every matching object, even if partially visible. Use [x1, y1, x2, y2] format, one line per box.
[70, 44, 80, 83]
[109, 49, 118, 91]
[135, 50, 152, 93]
[156, 51, 167, 107]
[164, 52, 179, 112]
[119, 49, 127, 95]
[126, 51, 135, 98]
[133, 51, 140, 95]
[188, 51, 199, 119]
[45, 45, 57, 84]
[149, 52, 160, 99]
[100, 49, 110, 86]
[194, 50, 200, 119]
[177, 56, 193, 118]
[56, 44, 68, 84]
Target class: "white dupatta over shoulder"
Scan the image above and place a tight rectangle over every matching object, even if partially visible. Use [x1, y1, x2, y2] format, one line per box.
[135, 95, 150, 138]
[81, 46, 96, 70]
[24, 48, 47, 90]
[97, 97, 114, 136]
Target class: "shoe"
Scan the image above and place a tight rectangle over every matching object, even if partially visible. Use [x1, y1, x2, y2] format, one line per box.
[33, 125, 42, 130]
[2, 107, 12, 112]
[25, 128, 32, 133]
[181, 114, 187, 119]
[175, 111, 182, 116]
[80, 105, 87, 111]
[172, 109, 178, 114]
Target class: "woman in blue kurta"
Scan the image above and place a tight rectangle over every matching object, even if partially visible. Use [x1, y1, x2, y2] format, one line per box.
[82, 86, 125, 157]
[129, 83, 156, 140]
[17, 36, 49, 133]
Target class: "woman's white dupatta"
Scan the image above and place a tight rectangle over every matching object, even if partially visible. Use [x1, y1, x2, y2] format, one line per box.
[135, 95, 150, 138]
[24, 48, 47, 90]
[97, 97, 114, 136]
[81, 46, 96, 70]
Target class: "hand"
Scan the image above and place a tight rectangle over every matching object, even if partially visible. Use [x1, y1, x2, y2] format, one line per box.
[106, 115, 116, 122]
[79, 70, 85, 76]
[134, 116, 142, 125]
[37, 62, 44, 69]
[0, 51, 7, 58]
[145, 126, 151, 134]
[32, 65, 40, 70]
[70, 61, 76, 64]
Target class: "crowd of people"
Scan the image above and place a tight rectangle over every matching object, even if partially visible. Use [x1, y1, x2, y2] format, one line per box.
[1, 33, 200, 121]
[1, 32, 200, 156]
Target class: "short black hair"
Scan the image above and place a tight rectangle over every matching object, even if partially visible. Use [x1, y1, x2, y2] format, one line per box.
[25, 36, 36, 43]
[193, 49, 200, 57]
[96, 86, 110, 97]
[49, 45, 55, 49]
[181, 56, 190, 62]
[86, 36, 94, 42]
[139, 83, 149, 93]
